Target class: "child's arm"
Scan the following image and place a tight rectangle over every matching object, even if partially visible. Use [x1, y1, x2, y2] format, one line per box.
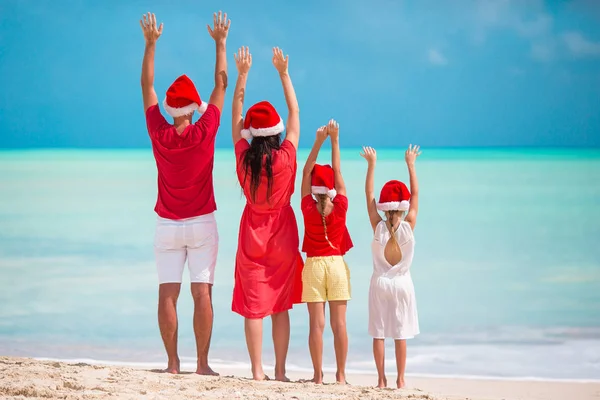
[404, 144, 421, 231]
[139, 13, 163, 113]
[232, 47, 252, 144]
[360, 146, 382, 232]
[272, 47, 300, 149]
[301, 126, 328, 198]
[328, 119, 346, 197]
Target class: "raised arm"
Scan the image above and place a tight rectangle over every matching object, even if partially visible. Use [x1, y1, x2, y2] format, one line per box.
[272, 47, 299, 149]
[327, 119, 346, 197]
[140, 13, 163, 113]
[206, 11, 230, 113]
[301, 126, 328, 198]
[360, 146, 382, 232]
[404, 145, 421, 231]
[232, 47, 252, 144]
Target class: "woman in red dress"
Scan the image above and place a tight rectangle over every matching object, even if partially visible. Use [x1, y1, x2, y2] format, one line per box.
[230, 46, 303, 381]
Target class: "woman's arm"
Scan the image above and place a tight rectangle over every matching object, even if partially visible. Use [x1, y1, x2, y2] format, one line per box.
[232, 47, 252, 145]
[328, 119, 346, 197]
[360, 146, 382, 232]
[404, 145, 421, 231]
[139, 13, 163, 112]
[272, 47, 299, 149]
[301, 126, 328, 198]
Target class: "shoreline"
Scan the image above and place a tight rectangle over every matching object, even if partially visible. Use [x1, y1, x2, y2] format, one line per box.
[2, 356, 599, 400]
[27, 356, 600, 384]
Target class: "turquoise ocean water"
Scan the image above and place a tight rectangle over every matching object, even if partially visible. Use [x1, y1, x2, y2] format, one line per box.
[1, 148, 599, 381]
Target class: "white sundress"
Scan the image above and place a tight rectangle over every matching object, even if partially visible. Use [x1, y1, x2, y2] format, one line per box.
[368, 220, 420, 340]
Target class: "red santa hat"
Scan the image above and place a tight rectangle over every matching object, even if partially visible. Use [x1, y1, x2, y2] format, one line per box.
[162, 75, 208, 118]
[377, 180, 411, 211]
[311, 164, 337, 200]
[240, 101, 285, 140]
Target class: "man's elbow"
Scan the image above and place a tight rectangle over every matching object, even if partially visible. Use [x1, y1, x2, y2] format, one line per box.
[215, 71, 228, 90]
[216, 81, 228, 91]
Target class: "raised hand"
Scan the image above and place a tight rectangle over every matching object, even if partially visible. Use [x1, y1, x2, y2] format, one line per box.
[405, 144, 421, 166]
[360, 146, 377, 165]
[272, 47, 289, 75]
[234, 46, 252, 74]
[140, 12, 163, 44]
[316, 125, 328, 143]
[326, 119, 339, 141]
[207, 11, 231, 42]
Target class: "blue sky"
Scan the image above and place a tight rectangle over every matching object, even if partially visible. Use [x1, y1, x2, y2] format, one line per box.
[1, 0, 599, 148]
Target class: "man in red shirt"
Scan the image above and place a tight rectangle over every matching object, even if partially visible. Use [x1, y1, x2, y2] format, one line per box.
[140, 11, 229, 375]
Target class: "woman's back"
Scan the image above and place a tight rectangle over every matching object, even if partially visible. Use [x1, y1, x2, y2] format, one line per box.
[235, 139, 296, 210]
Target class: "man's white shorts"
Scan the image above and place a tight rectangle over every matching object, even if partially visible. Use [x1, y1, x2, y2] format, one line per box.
[154, 213, 218, 285]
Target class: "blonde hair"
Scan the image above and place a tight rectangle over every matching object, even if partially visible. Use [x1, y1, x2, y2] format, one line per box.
[384, 210, 404, 250]
[316, 194, 337, 250]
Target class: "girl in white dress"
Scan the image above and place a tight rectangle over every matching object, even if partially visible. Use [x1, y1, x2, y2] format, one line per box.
[360, 145, 421, 389]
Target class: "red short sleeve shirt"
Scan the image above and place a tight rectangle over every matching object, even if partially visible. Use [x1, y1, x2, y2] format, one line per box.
[301, 194, 353, 257]
[146, 104, 221, 220]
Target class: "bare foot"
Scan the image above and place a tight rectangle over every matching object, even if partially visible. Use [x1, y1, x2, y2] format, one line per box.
[252, 367, 269, 381]
[195, 365, 219, 376]
[336, 371, 347, 385]
[377, 376, 387, 388]
[396, 377, 405, 389]
[310, 371, 323, 384]
[164, 359, 180, 374]
[275, 373, 290, 382]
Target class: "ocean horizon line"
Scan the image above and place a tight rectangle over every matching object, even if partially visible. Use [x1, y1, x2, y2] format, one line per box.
[2, 146, 599, 161]
[1, 145, 600, 151]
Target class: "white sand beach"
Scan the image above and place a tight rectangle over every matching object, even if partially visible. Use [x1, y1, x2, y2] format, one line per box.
[1, 357, 598, 400]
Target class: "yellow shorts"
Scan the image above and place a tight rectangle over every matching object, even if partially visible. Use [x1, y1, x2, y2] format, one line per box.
[302, 256, 351, 303]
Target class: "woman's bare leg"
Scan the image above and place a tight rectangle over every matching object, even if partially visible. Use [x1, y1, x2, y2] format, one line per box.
[271, 310, 290, 382]
[373, 338, 386, 388]
[244, 318, 266, 380]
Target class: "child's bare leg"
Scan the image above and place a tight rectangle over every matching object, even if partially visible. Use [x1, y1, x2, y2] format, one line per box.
[373, 338, 386, 388]
[394, 339, 407, 388]
[307, 302, 326, 383]
[329, 300, 348, 384]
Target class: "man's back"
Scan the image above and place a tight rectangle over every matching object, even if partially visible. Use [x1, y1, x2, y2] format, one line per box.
[146, 103, 221, 220]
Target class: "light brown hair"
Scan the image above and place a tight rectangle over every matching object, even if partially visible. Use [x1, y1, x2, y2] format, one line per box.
[316, 194, 337, 250]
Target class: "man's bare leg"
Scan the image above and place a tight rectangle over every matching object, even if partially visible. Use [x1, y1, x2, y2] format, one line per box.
[191, 283, 218, 375]
[158, 283, 181, 374]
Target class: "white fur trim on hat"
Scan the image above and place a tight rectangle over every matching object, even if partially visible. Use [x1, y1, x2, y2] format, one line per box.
[377, 200, 410, 211]
[311, 186, 337, 200]
[162, 99, 207, 118]
[240, 119, 285, 140]
[241, 129, 252, 140]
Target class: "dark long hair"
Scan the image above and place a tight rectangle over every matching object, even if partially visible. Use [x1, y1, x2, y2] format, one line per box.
[242, 134, 282, 202]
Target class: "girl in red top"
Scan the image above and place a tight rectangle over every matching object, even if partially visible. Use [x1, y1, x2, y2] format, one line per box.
[230, 46, 303, 382]
[300, 119, 353, 384]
